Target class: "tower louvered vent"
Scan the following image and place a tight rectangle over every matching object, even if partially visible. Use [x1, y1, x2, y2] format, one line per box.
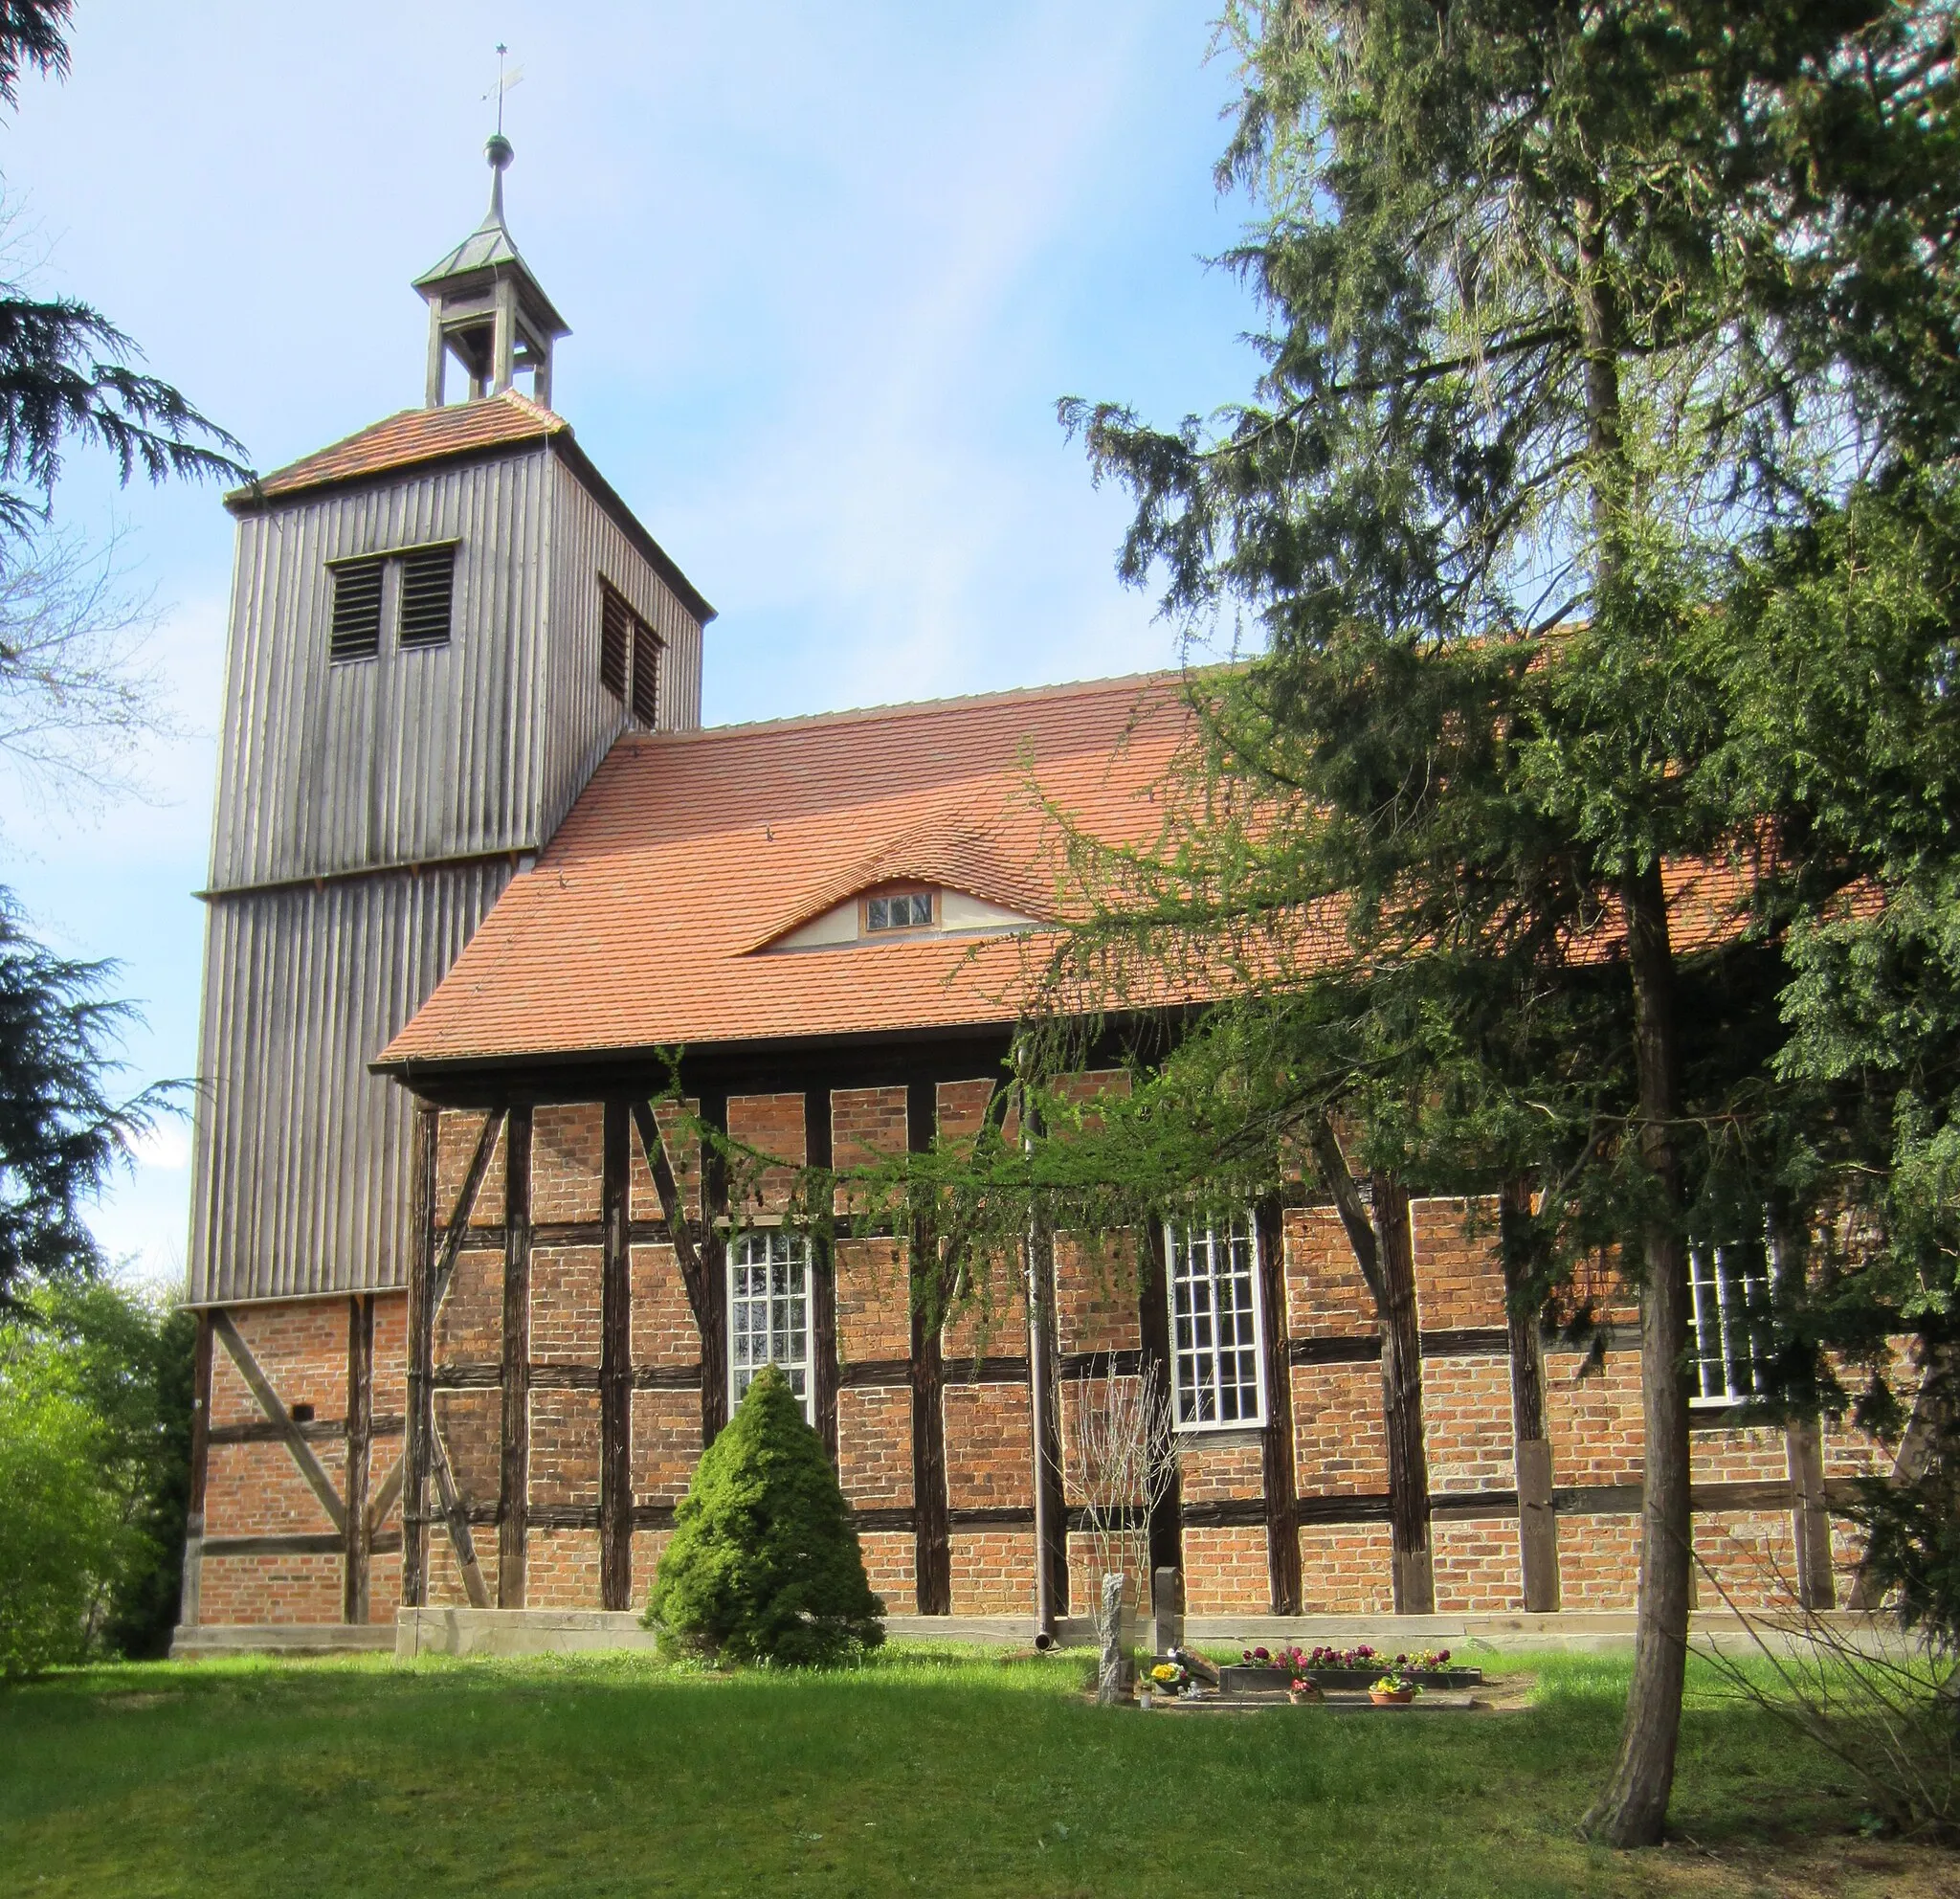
[600, 578, 661, 725]
[398, 546, 457, 648]
[632, 614, 660, 726]
[600, 580, 630, 701]
[328, 558, 385, 662]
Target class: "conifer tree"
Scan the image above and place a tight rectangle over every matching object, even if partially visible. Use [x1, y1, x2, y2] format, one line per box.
[1043, 0, 1960, 1846]
[646, 1364, 884, 1666]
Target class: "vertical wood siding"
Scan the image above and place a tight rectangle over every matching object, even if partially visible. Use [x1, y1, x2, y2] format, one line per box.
[541, 458, 703, 845]
[192, 434, 707, 1304]
[189, 861, 513, 1304]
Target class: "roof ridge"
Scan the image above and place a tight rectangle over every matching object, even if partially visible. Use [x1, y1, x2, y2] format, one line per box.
[624, 669, 1189, 746]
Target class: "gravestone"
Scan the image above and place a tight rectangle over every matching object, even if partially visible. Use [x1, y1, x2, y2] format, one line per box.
[1151, 1566, 1184, 1656]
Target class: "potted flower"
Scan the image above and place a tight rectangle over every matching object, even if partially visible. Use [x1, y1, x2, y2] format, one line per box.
[1286, 1675, 1324, 1707]
[1370, 1671, 1419, 1707]
[1142, 1660, 1187, 1708]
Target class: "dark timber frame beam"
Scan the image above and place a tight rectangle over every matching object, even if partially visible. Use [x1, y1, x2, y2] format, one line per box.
[600, 1099, 634, 1610]
[805, 1084, 840, 1461]
[344, 1295, 375, 1623]
[1137, 1218, 1184, 1584]
[179, 1311, 213, 1629]
[908, 1077, 952, 1615]
[1501, 1179, 1560, 1614]
[500, 1104, 533, 1607]
[1255, 1196, 1301, 1614]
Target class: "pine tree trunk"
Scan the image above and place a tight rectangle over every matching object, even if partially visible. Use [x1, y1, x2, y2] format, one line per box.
[1582, 858, 1694, 1847]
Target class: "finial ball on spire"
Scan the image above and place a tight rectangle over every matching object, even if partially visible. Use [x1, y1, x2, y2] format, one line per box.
[486, 132, 514, 172]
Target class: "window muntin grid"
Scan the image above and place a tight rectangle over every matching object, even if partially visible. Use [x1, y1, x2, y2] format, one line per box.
[865, 892, 933, 933]
[729, 1231, 813, 1422]
[1688, 1238, 1772, 1405]
[1165, 1216, 1265, 1430]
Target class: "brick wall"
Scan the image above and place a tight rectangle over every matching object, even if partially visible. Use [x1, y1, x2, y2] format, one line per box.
[1411, 1197, 1505, 1328]
[631, 1389, 700, 1505]
[530, 1391, 602, 1508]
[435, 1107, 506, 1227]
[943, 1385, 1034, 1510]
[726, 1091, 806, 1217]
[1433, 1519, 1524, 1612]
[1179, 1433, 1264, 1505]
[1298, 1525, 1396, 1614]
[1182, 1526, 1270, 1612]
[205, 1077, 1918, 1631]
[858, 1529, 914, 1604]
[949, 1530, 1035, 1613]
[1421, 1355, 1516, 1495]
[532, 1104, 603, 1223]
[835, 1238, 909, 1361]
[630, 1241, 698, 1370]
[530, 1245, 603, 1364]
[1054, 1229, 1138, 1355]
[837, 1388, 912, 1508]
[434, 1245, 503, 1364]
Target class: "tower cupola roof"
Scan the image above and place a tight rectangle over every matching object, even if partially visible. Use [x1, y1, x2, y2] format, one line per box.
[415, 136, 568, 408]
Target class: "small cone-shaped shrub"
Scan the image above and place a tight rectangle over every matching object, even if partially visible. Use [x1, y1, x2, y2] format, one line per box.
[645, 1363, 885, 1665]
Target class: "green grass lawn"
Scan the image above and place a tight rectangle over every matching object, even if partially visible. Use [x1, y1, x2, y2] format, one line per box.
[0, 1645, 1949, 1897]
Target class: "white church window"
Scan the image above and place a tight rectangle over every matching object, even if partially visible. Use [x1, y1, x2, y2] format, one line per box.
[730, 1230, 813, 1422]
[1166, 1215, 1266, 1430]
[1689, 1237, 1772, 1406]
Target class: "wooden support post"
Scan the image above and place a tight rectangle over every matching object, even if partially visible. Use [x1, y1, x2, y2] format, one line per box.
[1137, 1218, 1184, 1581]
[1027, 1211, 1069, 1623]
[403, 1102, 438, 1608]
[1255, 1197, 1301, 1615]
[1501, 1179, 1560, 1613]
[179, 1310, 213, 1629]
[343, 1295, 374, 1624]
[805, 1084, 839, 1463]
[908, 1078, 951, 1616]
[699, 1092, 731, 1445]
[499, 1104, 533, 1608]
[1787, 1419, 1836, 1611]
[600, 1100, 635, 1611]
[1372, 1174, 1436, 1616]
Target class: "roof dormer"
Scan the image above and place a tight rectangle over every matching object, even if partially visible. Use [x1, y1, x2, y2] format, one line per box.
[768, 881, 1042, 952]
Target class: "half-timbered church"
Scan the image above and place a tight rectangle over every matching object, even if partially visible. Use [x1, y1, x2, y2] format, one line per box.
[177, 143, 1887, 1647]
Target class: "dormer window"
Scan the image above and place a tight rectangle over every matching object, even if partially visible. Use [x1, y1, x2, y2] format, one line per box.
[865, 891, 934, 933]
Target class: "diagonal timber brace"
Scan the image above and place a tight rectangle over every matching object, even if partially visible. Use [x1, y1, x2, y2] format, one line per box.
[212, 1309, 346, 1534]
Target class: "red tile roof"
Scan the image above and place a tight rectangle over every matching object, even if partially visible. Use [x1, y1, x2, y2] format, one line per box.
[227, 390, 566, 509]
[378, 675, 1196, 1071]
[376, 669, 1779, 1075]
[224, 391, 716, 623]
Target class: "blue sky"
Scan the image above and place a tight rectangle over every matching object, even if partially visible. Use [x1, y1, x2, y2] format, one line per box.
[0, 1, 1261, 1289]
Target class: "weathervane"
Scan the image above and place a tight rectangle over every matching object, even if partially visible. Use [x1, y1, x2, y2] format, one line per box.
[484, 42, 524, 139]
